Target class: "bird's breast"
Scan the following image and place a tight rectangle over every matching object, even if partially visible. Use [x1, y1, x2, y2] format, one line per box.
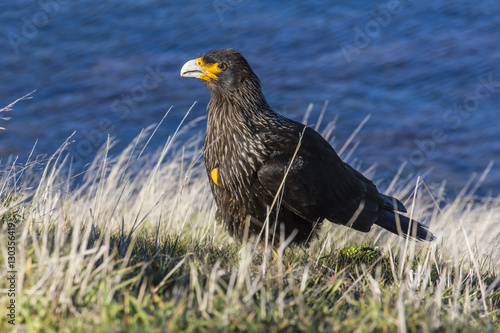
[204, 126, 269, 194]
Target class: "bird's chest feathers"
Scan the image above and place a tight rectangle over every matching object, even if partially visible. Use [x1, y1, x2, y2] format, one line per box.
[205, 126, 266, 189]
[204, 108, 270, 195]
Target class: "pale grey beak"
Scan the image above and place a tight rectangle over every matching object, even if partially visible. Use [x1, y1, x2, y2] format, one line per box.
[180, 59, 204, 78]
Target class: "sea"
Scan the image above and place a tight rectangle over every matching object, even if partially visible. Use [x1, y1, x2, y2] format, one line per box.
[1, 0, 500, 198]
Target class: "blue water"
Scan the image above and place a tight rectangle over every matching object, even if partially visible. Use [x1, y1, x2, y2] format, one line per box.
[1, 0, 500, 197]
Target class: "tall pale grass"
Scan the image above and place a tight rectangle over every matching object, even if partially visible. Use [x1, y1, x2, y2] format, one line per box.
[0, 101, 498, 330]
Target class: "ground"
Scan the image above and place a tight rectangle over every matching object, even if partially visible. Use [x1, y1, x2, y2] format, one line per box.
[0, 115, 498, 333]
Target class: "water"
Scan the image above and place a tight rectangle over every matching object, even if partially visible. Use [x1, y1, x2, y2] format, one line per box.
[1, 0, 499, 197]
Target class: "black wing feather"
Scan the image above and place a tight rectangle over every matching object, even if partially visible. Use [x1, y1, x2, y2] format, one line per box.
[257, 125, 386, 233]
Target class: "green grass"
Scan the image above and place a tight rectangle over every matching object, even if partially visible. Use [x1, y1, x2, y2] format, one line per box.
[0, 103, 499, 332]
[2, 219, 498, 332]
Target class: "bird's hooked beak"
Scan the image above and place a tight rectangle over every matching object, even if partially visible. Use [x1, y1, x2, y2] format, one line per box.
[180, 59, 203, 78]
[180, 58, 222, 82]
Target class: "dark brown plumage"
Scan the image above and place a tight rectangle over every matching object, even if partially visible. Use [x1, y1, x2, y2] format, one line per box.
[180, 48, 435, 244]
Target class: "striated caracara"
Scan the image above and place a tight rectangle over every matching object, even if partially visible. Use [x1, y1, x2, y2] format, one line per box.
[180, 48, 435, 244]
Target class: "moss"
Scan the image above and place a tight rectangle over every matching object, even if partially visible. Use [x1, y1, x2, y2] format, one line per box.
[339, 245, 382, 264]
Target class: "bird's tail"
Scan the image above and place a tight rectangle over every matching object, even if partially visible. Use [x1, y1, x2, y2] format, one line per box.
[375, 210, 435, 241]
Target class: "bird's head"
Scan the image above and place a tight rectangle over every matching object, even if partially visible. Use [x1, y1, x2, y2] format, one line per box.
[180, 49, 260, 93]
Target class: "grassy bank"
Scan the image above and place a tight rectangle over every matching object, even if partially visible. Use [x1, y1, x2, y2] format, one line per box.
[0, 109, 499, 332]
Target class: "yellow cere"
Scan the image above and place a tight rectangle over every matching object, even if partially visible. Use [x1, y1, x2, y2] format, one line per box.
[196, 57, 222, 81]
[211, 167, 219, 186]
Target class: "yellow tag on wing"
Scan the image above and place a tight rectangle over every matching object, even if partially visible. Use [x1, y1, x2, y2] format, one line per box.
[211, 168, 219, 186]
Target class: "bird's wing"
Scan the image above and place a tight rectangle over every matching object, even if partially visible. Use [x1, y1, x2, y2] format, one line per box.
[341, 160, 407, 213]
[257, 126, 384, 231]
[380, 193, 407, 212]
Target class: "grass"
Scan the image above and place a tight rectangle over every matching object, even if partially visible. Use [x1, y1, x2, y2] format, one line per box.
[0, 101, 499, 332]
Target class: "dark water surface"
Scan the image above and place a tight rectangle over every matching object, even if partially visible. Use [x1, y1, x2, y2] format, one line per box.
[1, 0, 500, 197]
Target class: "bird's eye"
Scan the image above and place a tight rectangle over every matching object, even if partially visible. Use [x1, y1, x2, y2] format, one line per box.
[218, 63, 227, 70]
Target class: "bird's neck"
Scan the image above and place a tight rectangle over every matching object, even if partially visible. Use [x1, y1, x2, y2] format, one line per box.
[204, 84, 278, 176]
[207, 85, 274, 134]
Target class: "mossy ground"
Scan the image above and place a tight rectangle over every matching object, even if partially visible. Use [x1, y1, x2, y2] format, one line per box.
[1, 208, 498, 332]
[0, 105, 498, 332]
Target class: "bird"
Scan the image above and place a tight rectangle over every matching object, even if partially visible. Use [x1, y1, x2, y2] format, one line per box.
[180, 48, 435, 244]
